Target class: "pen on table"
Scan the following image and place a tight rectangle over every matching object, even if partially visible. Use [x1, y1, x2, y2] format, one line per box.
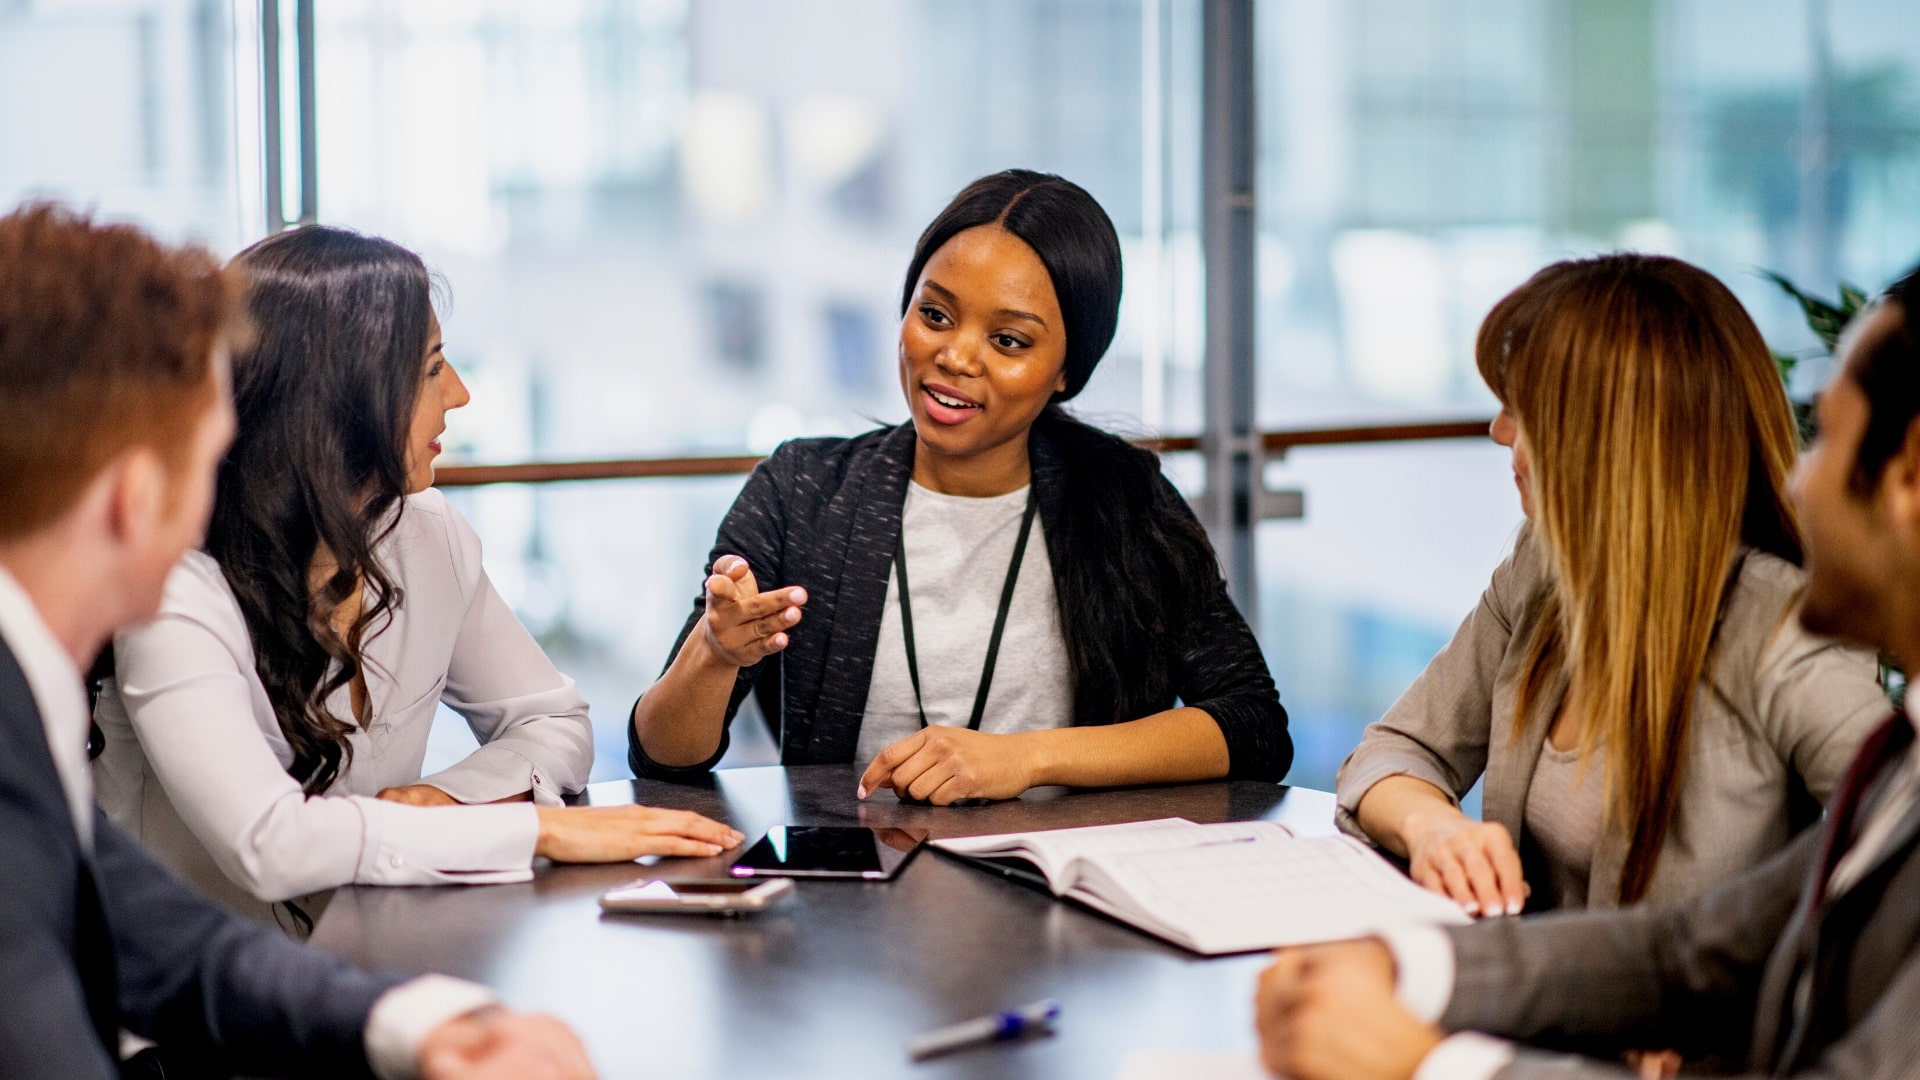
[906, 1000, 1061, 1061]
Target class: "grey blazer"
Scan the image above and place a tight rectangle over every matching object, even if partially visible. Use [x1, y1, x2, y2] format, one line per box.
[1440, 738, 1920, 1078]
[1337, 525, 1888, 909]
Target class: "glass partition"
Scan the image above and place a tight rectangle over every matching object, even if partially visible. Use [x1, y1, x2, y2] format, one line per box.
[1253, 0, 1920, 788]
[9, 0, 1918, 789]
[312, 0, 1209, 777]
[0, 0, 260, 250]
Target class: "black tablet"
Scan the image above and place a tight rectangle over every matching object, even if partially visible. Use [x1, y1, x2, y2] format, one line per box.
[729, 825, 929, 881]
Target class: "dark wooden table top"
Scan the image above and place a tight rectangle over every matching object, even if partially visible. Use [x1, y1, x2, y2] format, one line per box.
[309, 765, 1337, 1079]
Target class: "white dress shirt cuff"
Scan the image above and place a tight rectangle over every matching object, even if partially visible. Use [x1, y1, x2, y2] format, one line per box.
[355, 799, 540, 885]
[1413, 1032, 1516, 1080]
[1377, 923, 1456, 1023]
[419, 742, 567, 806]
[364, 973, 498, 1080]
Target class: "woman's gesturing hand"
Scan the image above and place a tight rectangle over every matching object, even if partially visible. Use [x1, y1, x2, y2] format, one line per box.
[698, 555, 807, 668]
[856, 727, 1039, 805]
[1402, 810, 1528, 917]
[533, 806, 745, 864]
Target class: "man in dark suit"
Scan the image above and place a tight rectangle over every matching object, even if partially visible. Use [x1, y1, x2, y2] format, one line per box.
[0, 204, 596, 1080]
[1254, 262, 1920, 1080]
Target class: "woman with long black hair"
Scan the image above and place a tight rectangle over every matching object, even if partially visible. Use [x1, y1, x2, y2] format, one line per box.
[630, 170, 1291, 802]
[93, 226, 740, 925]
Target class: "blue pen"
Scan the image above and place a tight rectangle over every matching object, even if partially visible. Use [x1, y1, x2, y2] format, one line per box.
[906, 1000, 1061, 1061]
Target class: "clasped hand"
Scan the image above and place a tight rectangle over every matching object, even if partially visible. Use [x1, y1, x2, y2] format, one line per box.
[1255, 941, 1440, 1080]
[857, 726, 1039, 805]
[419, 1007, 596, 1080]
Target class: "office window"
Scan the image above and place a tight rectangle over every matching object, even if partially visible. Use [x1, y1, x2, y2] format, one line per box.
[303, 0, 1206, 775]
[15, 1, 1914, 791]
[1255, 0, 1920, 788]
[824, 302, 880, 393]
[704, 281, 768, 373]
[0, 0, 258, 250]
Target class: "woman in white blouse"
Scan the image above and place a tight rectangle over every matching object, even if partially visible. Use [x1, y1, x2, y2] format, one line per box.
[93, 226, 740, 926]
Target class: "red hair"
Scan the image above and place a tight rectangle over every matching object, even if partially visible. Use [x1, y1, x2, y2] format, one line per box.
[0, 204, 246, 540]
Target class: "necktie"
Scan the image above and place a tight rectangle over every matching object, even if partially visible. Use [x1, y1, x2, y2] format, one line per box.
[1811, 710, 1914, 908]
[1775, 711, 1913, 1071]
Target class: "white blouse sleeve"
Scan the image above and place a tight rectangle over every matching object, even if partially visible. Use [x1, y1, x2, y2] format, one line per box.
[111, 559, 539, 902]
[416, 495, 594, 807]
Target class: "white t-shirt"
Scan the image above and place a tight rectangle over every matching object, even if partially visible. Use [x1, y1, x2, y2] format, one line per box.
[857, 481, 1074, 763]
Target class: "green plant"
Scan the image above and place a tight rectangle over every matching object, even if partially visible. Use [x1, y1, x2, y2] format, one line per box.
[1762, 271, 1870, 446]
[1763, 270, 1905, 707]
[1762, 270, 1869, 382]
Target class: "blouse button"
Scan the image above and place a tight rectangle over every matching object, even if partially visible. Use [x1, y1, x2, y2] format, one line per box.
[389, 854, 404, 868]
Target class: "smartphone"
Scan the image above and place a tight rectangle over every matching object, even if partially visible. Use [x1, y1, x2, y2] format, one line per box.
[729, 825, 929, 880]
[598, 877, 794, 915]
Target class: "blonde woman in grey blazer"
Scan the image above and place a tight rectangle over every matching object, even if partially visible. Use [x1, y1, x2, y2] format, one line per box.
[1337, 254, 1890, 917]
[1339, 525, 1886, 913]
[1256, 259, 1920, 1080]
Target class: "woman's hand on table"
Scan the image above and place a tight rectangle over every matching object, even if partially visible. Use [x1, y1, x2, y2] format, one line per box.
[699, 555, 807, 668]
[377, 784, 460, 807]
[533, 806, 745, 863]
[1402, 808, 1527, 917]
[377, 786, 535, 808]
[856, 727, 1039, 804]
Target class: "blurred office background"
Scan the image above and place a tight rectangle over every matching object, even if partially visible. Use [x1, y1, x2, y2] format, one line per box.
[6, 0, 1919, 790]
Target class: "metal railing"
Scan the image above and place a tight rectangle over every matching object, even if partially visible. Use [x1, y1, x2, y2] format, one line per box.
[432, 417, 1495, 488]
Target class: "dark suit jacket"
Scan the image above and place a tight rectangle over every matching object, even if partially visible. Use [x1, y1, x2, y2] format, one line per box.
[0, 637, 400, 1079]
[1438, 732, 1920, 1078]
[629, 421, 1293, 782]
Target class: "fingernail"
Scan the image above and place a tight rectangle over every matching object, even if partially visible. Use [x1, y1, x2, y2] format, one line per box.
[856, 785, 869, 800]
[1462, 902, 1480, 916]
[1506, 900, 1523, 915]
[785, 608, 799, 623]
[792, 588, 807, 603]
[706, 843, 722, 854]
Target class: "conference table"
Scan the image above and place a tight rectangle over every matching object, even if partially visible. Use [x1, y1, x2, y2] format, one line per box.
[310, 765, 1340, 1079]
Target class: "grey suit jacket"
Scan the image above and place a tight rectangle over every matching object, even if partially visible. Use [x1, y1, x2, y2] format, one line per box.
[1337, 526, 1888, 908]
[0, 637, 399, 1078]
[1440, 742, 1920, 1078]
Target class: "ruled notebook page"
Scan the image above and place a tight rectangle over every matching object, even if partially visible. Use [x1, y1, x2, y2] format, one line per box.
[934, 817, 1220, 885]
[1096, 832, 1471, 954]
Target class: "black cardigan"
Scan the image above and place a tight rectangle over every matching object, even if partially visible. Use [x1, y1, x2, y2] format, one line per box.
[629, 421, 1293, 782]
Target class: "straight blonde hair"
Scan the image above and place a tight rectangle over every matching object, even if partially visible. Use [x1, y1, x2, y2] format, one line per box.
[1476, 254, 1802, 903]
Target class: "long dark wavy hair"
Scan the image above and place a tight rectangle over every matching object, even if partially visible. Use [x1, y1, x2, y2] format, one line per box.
[902, 170, 1222, 727]
[210, 226, 432, 794]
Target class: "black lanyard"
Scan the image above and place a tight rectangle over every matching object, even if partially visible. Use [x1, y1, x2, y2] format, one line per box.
[893, 491, 1039, 731]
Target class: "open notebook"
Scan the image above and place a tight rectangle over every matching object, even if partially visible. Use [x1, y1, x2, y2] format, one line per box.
[932, 817, 1469, 955]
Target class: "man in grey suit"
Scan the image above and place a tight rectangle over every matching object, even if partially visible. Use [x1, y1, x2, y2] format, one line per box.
[1255, 262, 1920, 1080]
[0, 204, 596, 1079]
